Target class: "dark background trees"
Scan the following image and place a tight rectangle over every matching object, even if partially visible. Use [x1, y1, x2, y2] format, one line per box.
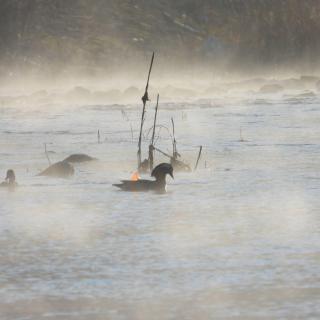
[1, 0, 320, 76]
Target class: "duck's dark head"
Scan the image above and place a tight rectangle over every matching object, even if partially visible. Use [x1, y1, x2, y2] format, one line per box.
[151, 163, 174, 180]
[5, 169, 16, 184]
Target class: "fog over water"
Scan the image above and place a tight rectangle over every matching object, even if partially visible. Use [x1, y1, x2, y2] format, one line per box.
[1, 81, 320, 318]
[1, 1, 320, 319]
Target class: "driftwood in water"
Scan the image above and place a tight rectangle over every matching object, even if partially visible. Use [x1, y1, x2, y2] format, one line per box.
[38, 161, 74, 178]
[137, 52, 154, 169]
[63, 154, 97, 163]
[194, 146, 203, 171]
[148, 94, 159, 171]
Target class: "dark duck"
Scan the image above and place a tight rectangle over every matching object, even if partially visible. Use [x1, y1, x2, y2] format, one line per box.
[38, 161, 74, 178]
[62, 154, 97, 163]
[113, 163, 174, 192]
[0, 169, 18, 188]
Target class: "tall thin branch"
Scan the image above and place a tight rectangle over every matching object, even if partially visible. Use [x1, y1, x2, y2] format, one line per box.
[137, 52, 155, 168]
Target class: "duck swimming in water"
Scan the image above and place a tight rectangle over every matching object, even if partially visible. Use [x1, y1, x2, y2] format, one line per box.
[38, 161, 74, 178]
[0, 169, 18, 188]
[113, 163, 174, 192]
[62, 154, 97, 163]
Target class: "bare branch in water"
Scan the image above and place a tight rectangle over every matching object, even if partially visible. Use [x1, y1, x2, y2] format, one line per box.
[194, 146, 203, 171]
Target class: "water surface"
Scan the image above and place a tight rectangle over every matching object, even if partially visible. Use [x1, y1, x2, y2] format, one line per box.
[0, 95, 320, 319]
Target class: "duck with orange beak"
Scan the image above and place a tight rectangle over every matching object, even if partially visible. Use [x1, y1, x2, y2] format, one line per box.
[113, 163, 174, 192]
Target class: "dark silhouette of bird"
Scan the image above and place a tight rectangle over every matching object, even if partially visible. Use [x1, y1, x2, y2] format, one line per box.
[38, 161, 74, 178]
[0, 169, 18, 188]
[63, 154, 97, 163]
[113, 163, 174, 192]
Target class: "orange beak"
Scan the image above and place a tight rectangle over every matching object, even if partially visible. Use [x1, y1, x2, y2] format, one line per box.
[131, 171, 140, 181]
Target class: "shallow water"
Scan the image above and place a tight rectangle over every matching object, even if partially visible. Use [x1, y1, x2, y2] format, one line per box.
[0, 94, 320, 319]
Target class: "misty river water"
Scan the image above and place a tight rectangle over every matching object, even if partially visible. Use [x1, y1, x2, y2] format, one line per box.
[0, 93, 320, 319]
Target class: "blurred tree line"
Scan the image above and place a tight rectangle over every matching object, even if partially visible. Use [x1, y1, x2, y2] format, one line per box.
[1, 0, 319, 76]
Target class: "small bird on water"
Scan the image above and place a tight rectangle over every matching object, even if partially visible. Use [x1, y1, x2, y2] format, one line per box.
[0, 169, 18, 189]
[113, 163, 174, 192]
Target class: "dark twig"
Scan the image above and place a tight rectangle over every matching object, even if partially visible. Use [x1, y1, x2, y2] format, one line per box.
[194, 146, 203, 171]
[149, 94, 159, 171]
[137, 52, 155, 168]
[150, 94, 159, 147]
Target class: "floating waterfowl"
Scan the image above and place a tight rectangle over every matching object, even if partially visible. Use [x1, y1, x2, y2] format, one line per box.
[62, 154, 97, 163]
[113, 163, 173, 192]
[0, 169, 18, 188]
[38, 161, 74, 178]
